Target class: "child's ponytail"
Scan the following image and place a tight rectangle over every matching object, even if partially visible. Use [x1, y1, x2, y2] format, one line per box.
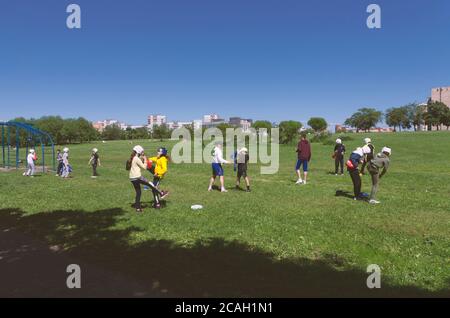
[126, 151, 136, 171]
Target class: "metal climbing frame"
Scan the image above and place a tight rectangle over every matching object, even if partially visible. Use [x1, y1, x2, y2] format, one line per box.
[0, 121, 55, 172]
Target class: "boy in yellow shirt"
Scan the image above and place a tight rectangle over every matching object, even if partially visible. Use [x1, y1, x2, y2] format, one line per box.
[147, 147, 170, 209]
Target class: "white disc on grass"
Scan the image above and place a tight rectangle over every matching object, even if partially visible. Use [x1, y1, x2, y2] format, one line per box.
[191, 205, 203, 210]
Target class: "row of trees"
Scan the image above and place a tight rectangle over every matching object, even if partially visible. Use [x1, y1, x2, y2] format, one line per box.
[344, 101, 450, 133]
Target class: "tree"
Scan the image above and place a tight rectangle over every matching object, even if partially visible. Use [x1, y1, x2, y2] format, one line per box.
[153, 124, 170, 141]
[425, 101, 448, 130]
[252, 120, 272, 134]
[442, 108, 450, 130]
[385, 106, 411, 132]
[307, 117, 328, 133]
[279, 121, 302, 144]
[101, 124, 122, 141]
[345, 108, 382, 132]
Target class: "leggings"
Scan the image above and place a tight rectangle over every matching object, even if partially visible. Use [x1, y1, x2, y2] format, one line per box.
[335, 157, 344, 174]
[131, 177, 161, 209]
[26, 163, 35, 176]
[349, 169, 362, 198]
[152, 176, 161, 205]
[92, 164, 98, 176]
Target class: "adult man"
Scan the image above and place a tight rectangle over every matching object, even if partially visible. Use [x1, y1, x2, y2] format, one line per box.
[235, 147, 251, 192]
[367, 147, 391, 204]
[333, 138, 346, 175]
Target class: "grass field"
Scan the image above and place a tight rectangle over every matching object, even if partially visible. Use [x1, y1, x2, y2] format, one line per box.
[0, 132, 449, 297]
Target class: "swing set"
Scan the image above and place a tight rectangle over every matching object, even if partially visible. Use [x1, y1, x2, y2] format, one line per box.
[0, 121, 56, 172]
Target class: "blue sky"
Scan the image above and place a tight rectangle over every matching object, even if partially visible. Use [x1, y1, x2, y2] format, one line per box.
[1, 0, 449, 125]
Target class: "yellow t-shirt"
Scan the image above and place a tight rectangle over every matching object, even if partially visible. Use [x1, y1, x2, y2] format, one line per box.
[149, 156, 168, 178]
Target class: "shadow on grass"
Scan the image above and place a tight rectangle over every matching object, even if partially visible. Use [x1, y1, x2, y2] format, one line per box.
[0, 207, 448, 298]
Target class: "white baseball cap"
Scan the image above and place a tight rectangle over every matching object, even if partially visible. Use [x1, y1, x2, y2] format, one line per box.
[92, 148, 98, 153]
[364, 138, 372, 144]
[336, 138, 342, 144]
[63, 147, 69, 153]
[382, 147, 392, 155]
[240, 147, 248, 153]
[133, 145, 144, 155]
[29, 149, 35, 154]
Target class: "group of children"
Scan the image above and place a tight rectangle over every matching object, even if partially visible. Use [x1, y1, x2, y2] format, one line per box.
[56, 148, 72, 178]
[336, 137, 391, 204]
[207, 143, 251, 193]
[126, 145, 170, 212]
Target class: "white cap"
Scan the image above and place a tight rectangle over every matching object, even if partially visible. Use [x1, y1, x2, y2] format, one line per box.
[29, 149, 35, 154]
[382, 147, 392, 155]
[364, 138, 372, 144]
[92, 148, 98, 153]
[353, 147, 364, 157]
[133, 145, 144, 155]
[362, 145, 372, 154]
[336, 138, 342, 144]
[63, 147, 69, 153]
[240, 147, 248, 153]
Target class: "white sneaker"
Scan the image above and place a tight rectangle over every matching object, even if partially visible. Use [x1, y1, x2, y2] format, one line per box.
[208, 187, 212, 192]
[296, 179, 303, 185]
[369, 199, 380, 204]
[221, 188, 228, 193]
[303, 181, 307, 185]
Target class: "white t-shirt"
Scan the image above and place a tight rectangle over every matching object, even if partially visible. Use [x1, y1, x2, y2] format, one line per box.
[27, 153, 35, 165]
[212, 146, 228, 164]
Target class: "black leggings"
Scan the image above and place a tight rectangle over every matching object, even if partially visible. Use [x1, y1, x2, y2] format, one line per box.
[349, 169, 362, 198]
[131, 177, 161, 209]
[152, 176, 161, 205]
[335, 157, 344, 174]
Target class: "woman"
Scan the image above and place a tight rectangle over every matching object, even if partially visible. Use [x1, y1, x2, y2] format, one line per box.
[61, 147, 71, 178]
[127, 145, 168, 212]
[88, 148, 101, 178]
[347, 147, 371, 200]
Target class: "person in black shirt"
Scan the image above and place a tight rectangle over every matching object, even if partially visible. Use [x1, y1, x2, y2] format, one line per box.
[333, 138, 346, 175]
[235, 147, 251, 192]
[88, 148, 101, 178]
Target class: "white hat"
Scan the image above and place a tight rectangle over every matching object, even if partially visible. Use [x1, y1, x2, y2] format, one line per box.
[133, 145, 144, 155]
[353, 147, 364, 157]
[240, 147, 248, 153]
[382, 147, 392, 155]
[336, 138, 342, 144]
[29, 149, 35, 154]
[364, 138, 372, 144]
[362, 145, 372, 154]
[92, 148, 98, 153]
[63, 147, 69, 153]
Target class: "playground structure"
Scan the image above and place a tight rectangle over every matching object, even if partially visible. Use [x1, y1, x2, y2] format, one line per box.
[0, 121, 55, 172]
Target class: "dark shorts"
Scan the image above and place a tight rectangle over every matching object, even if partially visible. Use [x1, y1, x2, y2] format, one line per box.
[212, 163, 224, 176]
[296, 159, 308, 172]
[237, 164, 247, 178]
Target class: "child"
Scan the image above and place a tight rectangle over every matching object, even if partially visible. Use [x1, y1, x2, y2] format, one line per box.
[295, 134, 311, 185]
[360, 138, 375, 175]
[126, 145, 168, 213]
[367, 147, 391, 204]
[333, 138, 346, 175]
[148, 147, 170, 209]
[88, 148, 101, 178]
[24, 149, 37, 177]
[56, 149, 64, 176]
[235, 147, 250, 192]
[61, 147, 71, 178]
[208, 142, 230, 193]
[347, 147, 371, 200]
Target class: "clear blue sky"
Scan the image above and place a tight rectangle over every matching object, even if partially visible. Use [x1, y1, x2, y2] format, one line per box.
[1, 0, 449, 125]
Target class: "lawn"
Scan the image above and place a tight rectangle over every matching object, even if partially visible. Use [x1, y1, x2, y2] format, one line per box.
[0, 132, 449, 297]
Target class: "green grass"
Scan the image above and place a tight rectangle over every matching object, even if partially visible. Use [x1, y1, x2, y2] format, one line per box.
[1, 132, 449, 296]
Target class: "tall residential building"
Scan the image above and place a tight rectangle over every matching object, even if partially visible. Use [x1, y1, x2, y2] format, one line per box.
[203, 114, 220, 124]
[431, 87, 450, 107]
[147, 115, 167, 128]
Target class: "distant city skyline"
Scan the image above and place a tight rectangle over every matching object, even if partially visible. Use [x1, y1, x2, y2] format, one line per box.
[1, 1, 450, 125]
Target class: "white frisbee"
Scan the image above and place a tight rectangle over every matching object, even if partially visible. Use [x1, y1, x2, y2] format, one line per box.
[191, 205, 203, 210]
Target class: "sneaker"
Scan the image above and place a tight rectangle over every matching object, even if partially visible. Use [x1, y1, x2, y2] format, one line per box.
[208, 187, 212, 192]
[136, 208, 143, 213]
[160, 191, 169, 200]
[154, 203, 161, 209]
[221, 188, 228, 193]
[296, 179, 303, 185]
[303, 181, 307, 185]
[369, 199, 380, 204]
